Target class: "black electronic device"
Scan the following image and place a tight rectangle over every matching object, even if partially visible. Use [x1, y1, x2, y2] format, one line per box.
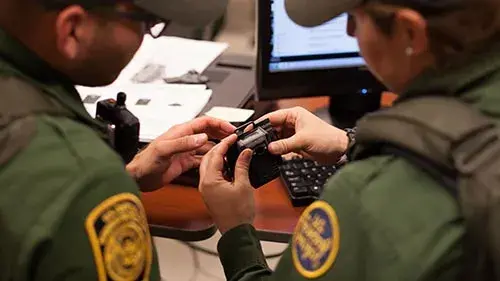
[225, 119, 283, 188]
[96, 92, 140, 164]
[256, 0, 385, 128]
[280, 157, 340, 206]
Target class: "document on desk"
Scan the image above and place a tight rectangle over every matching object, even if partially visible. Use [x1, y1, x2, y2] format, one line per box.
[76, 84, 212, 143]
[113, 35, 229, 84]
[75, 35, 227, 142]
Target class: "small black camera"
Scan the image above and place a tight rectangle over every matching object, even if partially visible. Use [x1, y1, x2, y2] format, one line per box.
[226, 119, 283, 188]
[96, 92, 140, 164]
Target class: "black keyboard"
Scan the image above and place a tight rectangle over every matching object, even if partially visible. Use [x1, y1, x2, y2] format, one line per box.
[279, 158, 338, 206]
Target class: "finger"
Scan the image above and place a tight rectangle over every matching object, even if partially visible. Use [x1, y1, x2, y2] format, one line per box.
[234, 149, 253, 184]
[202, 134, 238, 178]
[240, 120, 290, 140]
[196, 142, 215, 155]
[256, 108, 298, 130]
[160, 122, 191, 139]
[199, 154, 218, 189]
[207, 134, 238, 164]
[188, 155, 203, 169]
[256, 109, 286, 127]
[213, 133, 238, 154]
[243, 123, 254, 133]
[189, 116, 236, 139]
[282, 152, 302, 160]
[199, 152, 210, 180]
[268, 135, 302, 155]
[170, 154, 202, 174]
[154, 133, 208, 160]
[158, 117, 235, 141]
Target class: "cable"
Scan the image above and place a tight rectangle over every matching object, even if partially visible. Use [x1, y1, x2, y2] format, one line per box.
[181, 241, 286, 259]
[178, 241, 285, 281]
[186, 243, 224, 281]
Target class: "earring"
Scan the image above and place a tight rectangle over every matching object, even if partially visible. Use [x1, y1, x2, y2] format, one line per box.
[405, 47, 414, 56]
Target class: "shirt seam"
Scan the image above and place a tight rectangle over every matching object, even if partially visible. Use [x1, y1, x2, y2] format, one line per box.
[39, 115, 111, 170]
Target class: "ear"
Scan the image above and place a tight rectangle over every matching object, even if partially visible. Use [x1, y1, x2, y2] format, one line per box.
[394, 9, 429, 56]
[54, 5, 92, 60]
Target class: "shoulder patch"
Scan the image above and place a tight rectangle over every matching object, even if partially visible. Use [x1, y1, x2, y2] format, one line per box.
[85, 193, 153, 281]
[292, 200, 340, 279]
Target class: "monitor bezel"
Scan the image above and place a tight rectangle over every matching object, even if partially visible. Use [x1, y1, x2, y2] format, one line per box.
[256, 0, 385, 100]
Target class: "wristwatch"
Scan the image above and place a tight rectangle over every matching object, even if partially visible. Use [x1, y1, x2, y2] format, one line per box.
[344, 127, 357, 161]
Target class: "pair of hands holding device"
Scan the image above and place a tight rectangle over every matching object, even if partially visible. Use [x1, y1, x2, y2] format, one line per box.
[199, 107, 350, 234]
[126, 116, 236, 192]
[126, 107, 349, 235]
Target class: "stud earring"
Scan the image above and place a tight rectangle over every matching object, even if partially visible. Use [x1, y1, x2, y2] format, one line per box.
[405, 47, 414, 56]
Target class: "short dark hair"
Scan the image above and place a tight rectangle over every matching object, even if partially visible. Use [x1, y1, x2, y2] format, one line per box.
[365, 0, 500, 69]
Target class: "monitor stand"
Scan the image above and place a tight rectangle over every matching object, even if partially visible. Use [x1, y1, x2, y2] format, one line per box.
[315, 90, 383, 129]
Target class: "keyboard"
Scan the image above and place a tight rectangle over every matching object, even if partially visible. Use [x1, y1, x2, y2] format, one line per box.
[279, 158, 338, 206]
[171, 157, 340, 208]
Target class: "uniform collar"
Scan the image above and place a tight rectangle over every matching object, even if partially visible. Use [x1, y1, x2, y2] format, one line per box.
[397, 44, 500, 118]
[0, 28, 106, 130]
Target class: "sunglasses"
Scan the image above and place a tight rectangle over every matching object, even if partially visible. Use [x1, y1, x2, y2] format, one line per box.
[100, 10, 170, 38]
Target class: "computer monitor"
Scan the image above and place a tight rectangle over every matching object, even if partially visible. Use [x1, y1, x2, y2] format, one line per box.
[256, 0, 386, 128]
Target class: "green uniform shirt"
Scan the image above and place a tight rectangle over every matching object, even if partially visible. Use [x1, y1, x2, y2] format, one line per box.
[0, 29, 161, 281]
[217, 46, 500, 281]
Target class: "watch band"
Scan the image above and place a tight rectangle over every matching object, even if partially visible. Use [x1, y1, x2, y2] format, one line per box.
[344, 127, 356, 161]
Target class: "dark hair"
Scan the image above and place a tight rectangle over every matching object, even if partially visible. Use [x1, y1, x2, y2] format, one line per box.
[365, 0, 500, 68]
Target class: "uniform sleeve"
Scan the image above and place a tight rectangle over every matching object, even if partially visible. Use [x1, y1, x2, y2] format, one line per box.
[217, 224, 273, 281]
[30, 165, 161, 281]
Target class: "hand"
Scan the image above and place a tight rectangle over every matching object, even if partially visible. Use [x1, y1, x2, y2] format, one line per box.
[199, 134, 255, 234]
[261, 107, 349, 164]
[126, 117, 236, 192]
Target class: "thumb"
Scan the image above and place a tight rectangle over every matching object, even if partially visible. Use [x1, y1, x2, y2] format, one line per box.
[268, 135, 301, 155]
[157, 133, 208, 159]
[234, 149, 253, 184]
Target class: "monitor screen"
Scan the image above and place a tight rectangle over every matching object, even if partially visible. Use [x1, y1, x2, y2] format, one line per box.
[269, 0, 365, 72]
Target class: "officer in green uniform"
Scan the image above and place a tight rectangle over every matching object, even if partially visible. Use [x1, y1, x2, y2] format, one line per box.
[0, 0, 232, 280]
[199, 0, 500, 280]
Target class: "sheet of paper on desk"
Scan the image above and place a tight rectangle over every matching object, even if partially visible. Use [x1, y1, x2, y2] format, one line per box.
[205, 106, 255, 123]
[76, 83, 212, 143]
[112, 35, 228, 84]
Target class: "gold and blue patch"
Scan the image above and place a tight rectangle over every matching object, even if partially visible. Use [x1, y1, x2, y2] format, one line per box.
[292, 201, 340, 279]
[85, 193, 153, 281]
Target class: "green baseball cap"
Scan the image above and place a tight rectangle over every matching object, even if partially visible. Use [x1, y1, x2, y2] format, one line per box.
[284, 0, 463, 27]
[134, 0, 228, 27]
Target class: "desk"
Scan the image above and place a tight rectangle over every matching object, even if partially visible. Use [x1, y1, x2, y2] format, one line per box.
[142, 178, 305, 243]
[141, 92, 398, 242]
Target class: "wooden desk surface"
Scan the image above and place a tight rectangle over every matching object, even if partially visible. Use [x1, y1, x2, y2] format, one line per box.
[141, 92, 397, 242]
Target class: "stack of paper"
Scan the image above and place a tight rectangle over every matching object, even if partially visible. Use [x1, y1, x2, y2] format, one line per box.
[112, 35, 229, 85]
[77, 84, 212, 143]
[76, 35, 229, 142]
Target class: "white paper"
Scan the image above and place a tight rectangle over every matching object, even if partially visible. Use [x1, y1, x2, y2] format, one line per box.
[77, 84, 212, 143]
[75, 35, 226, 142]
[205, 106, 255, 123]
[112, 35, 228, 85]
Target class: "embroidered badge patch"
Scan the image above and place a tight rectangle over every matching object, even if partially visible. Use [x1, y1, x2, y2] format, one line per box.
[85, 193, 153, 281]
[292, 200, 340, 279]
